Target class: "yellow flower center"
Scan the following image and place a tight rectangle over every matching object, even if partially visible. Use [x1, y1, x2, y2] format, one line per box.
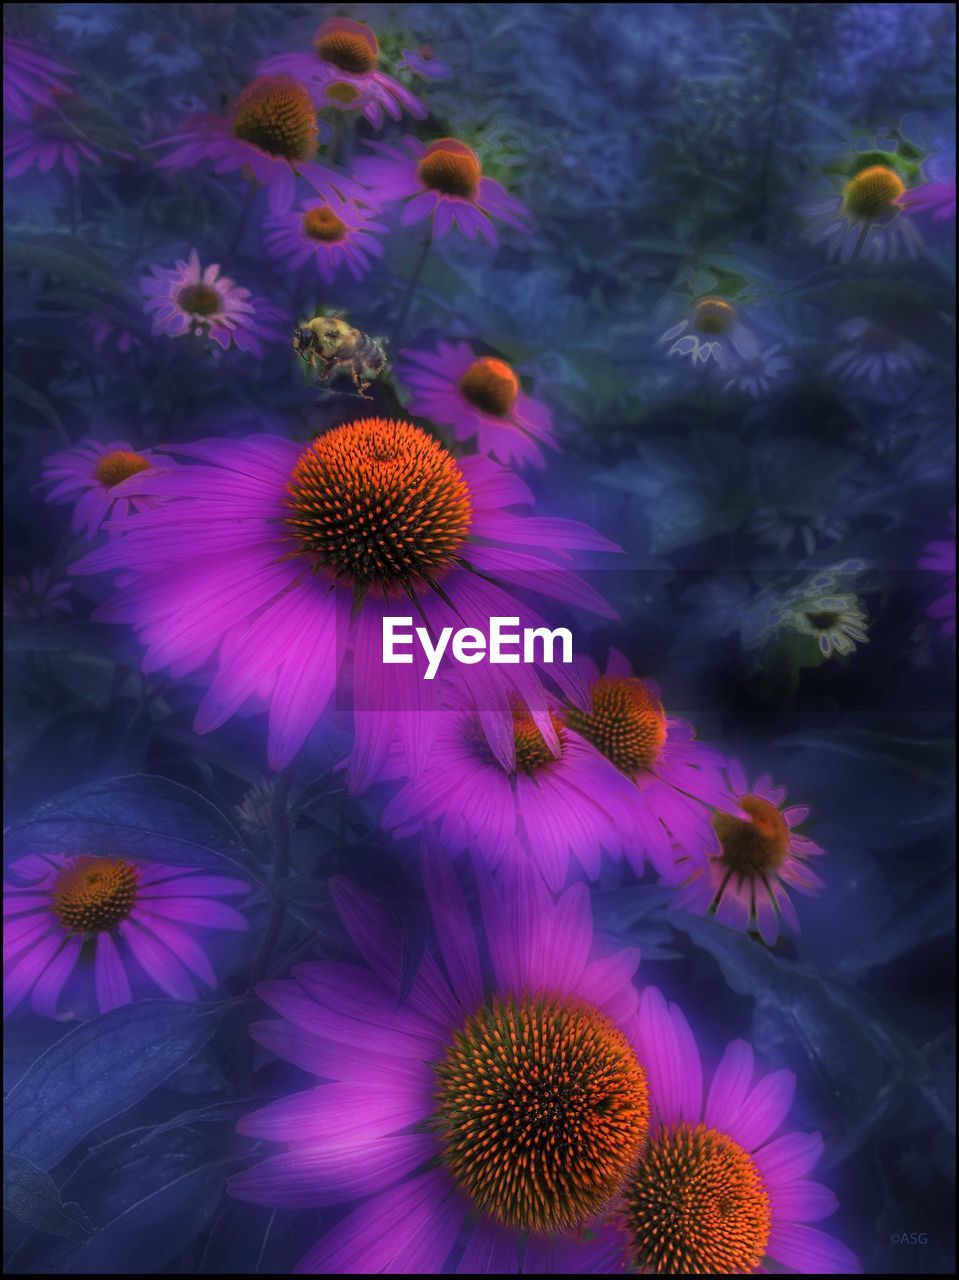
[625, 1122, 772, 1273]
[231, 76, 318, 163]
[324, 80, 362, 105]
[842, 165, 905, 219]
[712, 794, 790, 879]
[287, 417, 473, 590]
[302, 204, 347, 242]
[690, 298, 737, 336]
[52, 857, 139, 933]
[418, 138, 482, 198]
[458, 357, 520, 417]
[565, 676, 667, 774]
[315, 20, 379, 74]
[94, 449, 151, 489]
[176, 283, 221, 317]
[435, 993, 650, 1233]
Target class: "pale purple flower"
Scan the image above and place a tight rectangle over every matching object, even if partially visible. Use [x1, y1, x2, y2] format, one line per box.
[262, 195, 386, 284]
[4, 102, 102, 179]
[804, 164, 923, 263]
[400, 45, 452, 81]
[4, 852, 249, 1018]
[141, 249, 284, 354]
[3, 567, 73, 622]
[397, 340, 557, 469]
[352, 135, 532, 245]
[920, 510, 956, 637]
[671, 760, 826, 944]
[825, 317, 928, 399]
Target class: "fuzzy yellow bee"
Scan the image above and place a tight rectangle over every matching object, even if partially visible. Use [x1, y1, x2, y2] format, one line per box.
[292, 315, 388, 399]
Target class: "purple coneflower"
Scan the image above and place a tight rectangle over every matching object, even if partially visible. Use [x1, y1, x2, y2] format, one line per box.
[671, 760, 825, 944]
[804, 164, 923, 263]
[562, 650, 737, 879]
[4, 98, 101, 179]
[227, 852, 650, 1271]
[259, 17, 426, 130]
[352, 135, 532, 245]
[397, 341, 557, 469]
[920, 510, 956, 637]
[3, 567, 73, 622]
[825, 316, 928, 399]
[382, 700, 638, 889]
[262, 194, 386, 284]
[527, 988, 860, 1275]
[3, 37, 75, 119]
[154, 75, 365, 213]
[142, 249, 283, 353]
[71, 418, 618, 788]
[4, 852, 249, 1018]
[42, 439, 161, 539]
[660, 296, 761, 370]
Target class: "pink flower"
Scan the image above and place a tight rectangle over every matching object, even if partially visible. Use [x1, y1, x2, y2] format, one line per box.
[262, 194, 386, 284]
[42, 439, 162, 538]
[258, 17, 427, 130]
[352, 135, 532, 245]
[4, 852, 249, 1018]
[672, 760, 826, 944]
[397, 340, 557, 469]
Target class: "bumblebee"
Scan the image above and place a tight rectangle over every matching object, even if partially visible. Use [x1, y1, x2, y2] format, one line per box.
[293, 315, 387, 399]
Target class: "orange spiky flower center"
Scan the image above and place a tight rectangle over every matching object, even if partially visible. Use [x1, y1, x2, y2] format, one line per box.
[94, 449, 151, 489]
[467, 707, 566, 775]
[434, 992, 650, 1233]
[625, 1122, 772, 1274]
[231, 76, 318, 163]
[712, 794, 790, 878]
[459, 357, 520, 417]
[315, 20, 379, 73]
[176, 283, 222, 316]
[565, 677, 668, 775]
[418, 139, 482, 198]
[302, 204, 347, 242]
[842, 165, 905, 219]
[52, 856, 139, 933]
[690, 297, 737, 336]
[286, 417, 473, 591]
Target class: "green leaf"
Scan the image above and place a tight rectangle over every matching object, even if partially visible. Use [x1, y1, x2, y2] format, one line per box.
[3, 1153, 92, 1241]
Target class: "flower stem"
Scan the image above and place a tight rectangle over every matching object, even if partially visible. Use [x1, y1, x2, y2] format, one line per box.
[391, 230, 433, 350]
[248, 767, 294, 985]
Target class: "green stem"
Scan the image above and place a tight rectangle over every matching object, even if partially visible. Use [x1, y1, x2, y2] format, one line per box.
[391, 231, 433, 350]
[248, 768, 294, 985]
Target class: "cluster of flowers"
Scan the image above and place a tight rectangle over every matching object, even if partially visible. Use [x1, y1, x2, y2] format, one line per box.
[4, 12, 955, 1275]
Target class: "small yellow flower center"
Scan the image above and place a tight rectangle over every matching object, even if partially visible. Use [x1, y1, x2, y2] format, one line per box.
[435, 993, 650, 1233]
[625, 1122, 772, 1273]
[176, 283, 222, 317]
[315, 21, 379, 74]
[842, 165, 905, 219]
[324, 80, 362, 105]
[302, 204, 347, 242]
[231, 76, 318, 163]
[712, 794, 790, 878]
[690, 298, 737, 337]
[565, 677, 667, 775]
[287, 417, 473, 590]
[458, 357, 520, 417]
[52, 857, 139, 933]
[94, 449, 151, 489]
[418, 139, 482, 198]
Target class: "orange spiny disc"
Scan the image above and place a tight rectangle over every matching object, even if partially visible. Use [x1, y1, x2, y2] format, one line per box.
[843, 165, 905, 219]
[315, 20, 379, 74]
[94, 449, 151, 489]
[53, 856, 139, 933]
[434, 992, 649, 1233]
[459, 357, 520, 417]
[302, 205, 347, 242]
[231, 76, 317, 162]
[625, 1121, 772, 1273]
[712, 794, 790, 879]
[418, 139, 482, 198]
[286, 417, 473, 589]
[565, 676, 667, 774]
